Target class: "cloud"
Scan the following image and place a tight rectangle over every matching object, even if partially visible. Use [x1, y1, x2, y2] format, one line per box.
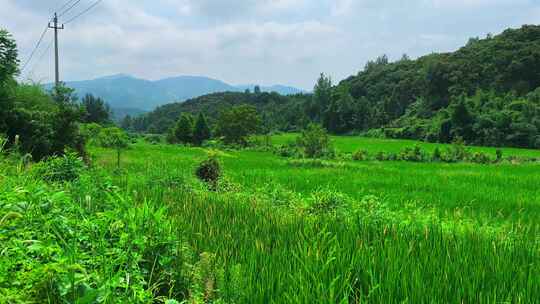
[3, 0, 539, 89]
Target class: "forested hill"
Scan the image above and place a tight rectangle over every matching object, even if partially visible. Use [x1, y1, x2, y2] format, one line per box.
[127, 25, 540, 148]
[127, 91, 312, 134]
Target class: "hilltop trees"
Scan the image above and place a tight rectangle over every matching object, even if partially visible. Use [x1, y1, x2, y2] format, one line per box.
[127, 25, 540, 149]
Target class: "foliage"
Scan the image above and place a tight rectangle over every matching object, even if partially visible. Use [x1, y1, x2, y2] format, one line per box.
[33, 152, 86, 183]
[195, 154, 221, 190]
[174, 113, 195, 144]
[352, 149, 368, 161]
[296, 124, 333, 158]
[81, 93, 111, 124]
[97, 127, 129, 167]
[216, 105, 261, 145]
[135, 26, 540, 149]
[193, 113, 211, 146]
[0, 28, 18, 84]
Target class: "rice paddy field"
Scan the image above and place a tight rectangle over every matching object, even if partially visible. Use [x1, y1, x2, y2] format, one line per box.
[2, 134, 540, 303]
[94, 135, 540, 302]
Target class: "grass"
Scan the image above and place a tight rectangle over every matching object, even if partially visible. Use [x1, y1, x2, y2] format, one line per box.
[269, 132, 540, 158]
[2, 135, 539, 302]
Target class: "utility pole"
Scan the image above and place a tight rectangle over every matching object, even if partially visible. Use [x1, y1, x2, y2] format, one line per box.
[48, 13, 64, 90]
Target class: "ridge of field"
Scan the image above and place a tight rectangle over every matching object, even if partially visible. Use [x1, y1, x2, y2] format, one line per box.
[270, 133, 540, 158]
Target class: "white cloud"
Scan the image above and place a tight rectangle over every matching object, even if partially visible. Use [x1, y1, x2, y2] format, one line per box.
[3, 0, 539, 89]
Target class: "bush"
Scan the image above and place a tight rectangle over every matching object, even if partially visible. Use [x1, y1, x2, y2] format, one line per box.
[296, 124, 333, 158]
[375, 151, 386, 161]
[306, 188, 351, 215]
[34, 152, 86, 183]
[399, 145, 426, 162]
[144, 134, 163, 144]
[496, 149, 503, 162]
[432, 147, 442, 161]
[195, 155, 221, 190]
[274, 141, 300, 158]
[352, 149, 369, 161]
[469, 152, 492, 164]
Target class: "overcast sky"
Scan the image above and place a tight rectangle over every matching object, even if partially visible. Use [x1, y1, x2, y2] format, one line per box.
[2, 0, 539, 89]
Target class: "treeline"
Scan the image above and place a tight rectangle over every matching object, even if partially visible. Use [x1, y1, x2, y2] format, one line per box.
[129, 25, 540, 148]
[0, 29, 117, 160]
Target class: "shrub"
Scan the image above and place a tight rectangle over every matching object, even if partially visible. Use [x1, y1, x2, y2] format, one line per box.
[306, 188, 351, 215]
[274, 141, 300, 158]
[469, 152, 492, 164]
[375, 151, 386, 161]
[296, 124, 333, 158]
[352, 149, 369, 161]
[398, 145, 426, 162]
[195, 155, 221, 190]
[496, 149, 503, 162]
[34, 152, 86, 183]
[144, 134, 163, 144]
[432, 147, 442, 161]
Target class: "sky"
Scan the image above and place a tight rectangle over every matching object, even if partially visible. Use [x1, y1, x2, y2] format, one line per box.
[2, 0, 539, 90]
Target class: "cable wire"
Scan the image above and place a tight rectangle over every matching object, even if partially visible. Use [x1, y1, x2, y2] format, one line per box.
[64, 0, 103, 24]
[20, 25, 49, 73]
[26, 34, 54, 81]
[56, 0, 78, 14]
[58, 0, 83, 18]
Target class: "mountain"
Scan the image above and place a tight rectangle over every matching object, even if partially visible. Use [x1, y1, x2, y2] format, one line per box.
[45, 75, 305, 112]
[129, 25, 540, 149]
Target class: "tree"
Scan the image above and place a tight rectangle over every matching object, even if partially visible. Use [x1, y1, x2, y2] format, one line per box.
[296, 123, 332, 158]
[98, 127, 129, 168]
[254, 85, 261, 94]
[216, 105, 261, 144]
[0, 29, 18, 133]
[0, 29, 19, 84]
[174, 113, 194, 144]
[81, 94, 111, 124]
[121, 115, 133, 130]
[450, 97, 475, 141]
[193, 113, 211, 146]
[313, 73, 332, 121]
[49, 84, 85, 156]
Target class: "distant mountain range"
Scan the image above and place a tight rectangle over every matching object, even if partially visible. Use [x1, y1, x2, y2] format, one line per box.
[45, 74, 305, 113]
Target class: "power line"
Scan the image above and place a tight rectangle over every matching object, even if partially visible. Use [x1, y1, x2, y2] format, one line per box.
[58, 0, 83, 18]
[64, 0, 103, 24]
[56, 0, 78, 15]
[26, 34, 54, 81]
[20, 25, 49, 74]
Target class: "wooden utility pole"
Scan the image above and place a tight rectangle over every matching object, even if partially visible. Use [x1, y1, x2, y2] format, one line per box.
[48, 13, 64, 89]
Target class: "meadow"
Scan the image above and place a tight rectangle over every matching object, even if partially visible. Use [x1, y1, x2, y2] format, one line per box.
[94, 135, 540, 302]
[2, 135, 539, 302]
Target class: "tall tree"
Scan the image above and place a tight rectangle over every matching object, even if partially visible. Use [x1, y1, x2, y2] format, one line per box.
[216, 105, 261, 144]
[174, 113, 194, 144]
[313, 73, 332, 121]
[193, 113, 211, 146]
[254, 85, 261, 94]
[0, 29, 18, 132]
[81, 94, 111, 124]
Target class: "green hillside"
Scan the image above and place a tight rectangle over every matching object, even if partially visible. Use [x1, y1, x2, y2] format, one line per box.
[133, 25, 540, 148]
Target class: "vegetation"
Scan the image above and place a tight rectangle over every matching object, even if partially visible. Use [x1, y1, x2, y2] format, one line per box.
[2, 24, 540, 303]
[131, 25, 540, 149]
[215, 105, 262, 145]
